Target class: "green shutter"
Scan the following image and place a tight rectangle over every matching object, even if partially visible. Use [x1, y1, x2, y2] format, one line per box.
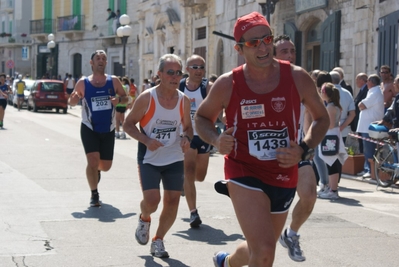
[120, 0, 127, 14]
[378, 10, 399, 75]
[109, 0, 114, 10]
[320, 10, 341, 71]
[44, 0, 53, 33]
[73, 0, 81, 15]
[73, 0, 82, 30]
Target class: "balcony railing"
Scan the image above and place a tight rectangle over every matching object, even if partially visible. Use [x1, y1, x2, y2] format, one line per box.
[30, 19, 55, 35]
[57, 15, 85, 32]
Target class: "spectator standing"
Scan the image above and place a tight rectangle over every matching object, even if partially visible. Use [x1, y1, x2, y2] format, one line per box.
[332, 67, 353, 96]
[318, 83, 348, 199]
[329, 71, 355, 144]
[123, 54, 193, 258]
[356, 74, 384, 180]
[68, 50, 128, 207]
[209, 74, 218, 83]
[380, 65, 395, 111]
[65, 74, 75, 108]
[195, 12, 329, 267]
[142, 78, 151, 92]
[351, 73, 369, 156]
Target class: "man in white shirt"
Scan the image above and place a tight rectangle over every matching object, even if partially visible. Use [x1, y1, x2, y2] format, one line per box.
[356, 74, 384, 179]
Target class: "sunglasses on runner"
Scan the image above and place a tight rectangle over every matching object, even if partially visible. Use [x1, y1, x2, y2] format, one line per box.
[237, 35, 274, 48]
[165, 69, 183, 76]
[188, 66, 205, 70]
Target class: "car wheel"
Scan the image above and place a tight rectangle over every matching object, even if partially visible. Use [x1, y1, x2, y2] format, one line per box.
[63, 108, 67, 114]
[33, 102, 38, 112]
[56, 108, 60, 113]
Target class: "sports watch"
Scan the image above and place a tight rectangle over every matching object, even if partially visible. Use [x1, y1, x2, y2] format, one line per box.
[299, 141, 314, 161]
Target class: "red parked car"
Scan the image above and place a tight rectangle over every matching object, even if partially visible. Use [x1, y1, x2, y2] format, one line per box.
[27, 79, 68, 113]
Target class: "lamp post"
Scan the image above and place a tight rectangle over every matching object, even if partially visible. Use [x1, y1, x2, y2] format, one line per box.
[47, 33, 56, 79]
[116, 14, 132, 77]
[256, 0, 279, 22]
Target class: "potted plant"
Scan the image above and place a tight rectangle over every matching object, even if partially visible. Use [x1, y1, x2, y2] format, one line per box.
[0, 32, 6, 37]
[342, 146, 365, 175]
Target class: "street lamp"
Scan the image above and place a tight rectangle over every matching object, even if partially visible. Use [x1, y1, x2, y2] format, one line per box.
[256, 0, 279, 23]
[116, 14, 132, 77]
[47, 33, 56, 79]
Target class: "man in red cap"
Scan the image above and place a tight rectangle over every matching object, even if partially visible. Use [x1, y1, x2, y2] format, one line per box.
[195, 11, 329, 267]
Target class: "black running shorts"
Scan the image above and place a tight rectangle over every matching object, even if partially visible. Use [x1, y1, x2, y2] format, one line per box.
[80, 123, 115, 160]
[138, 161, 184, 191]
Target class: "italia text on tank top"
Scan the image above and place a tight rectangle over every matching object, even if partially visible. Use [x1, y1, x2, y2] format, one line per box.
[183, 84, 205, 136]
[138, 87, 185, 166]
[224, 60, 301, 188]
[81, 75, 116, 133]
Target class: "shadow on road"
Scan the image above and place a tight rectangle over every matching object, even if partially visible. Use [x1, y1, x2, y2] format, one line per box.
[173, 222, 244, 245]
[139, 255, 190, 267]
[71, 203, 136, 222]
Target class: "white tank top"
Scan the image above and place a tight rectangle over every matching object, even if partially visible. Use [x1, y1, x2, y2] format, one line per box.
[139, 87, 185, 165]
[182, 84, 204, 136]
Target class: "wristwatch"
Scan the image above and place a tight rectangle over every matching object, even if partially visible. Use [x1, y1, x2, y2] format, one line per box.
[299, 141, 314, 161]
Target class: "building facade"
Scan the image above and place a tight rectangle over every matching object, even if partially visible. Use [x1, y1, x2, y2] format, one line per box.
[0, 0, 32, 77]
[3, 0, 397, 96]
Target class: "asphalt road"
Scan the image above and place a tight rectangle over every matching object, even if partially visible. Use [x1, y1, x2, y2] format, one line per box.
[0, 106, 398, 267]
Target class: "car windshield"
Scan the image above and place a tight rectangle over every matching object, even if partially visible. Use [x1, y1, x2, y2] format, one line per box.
[41, 82, 63, 92]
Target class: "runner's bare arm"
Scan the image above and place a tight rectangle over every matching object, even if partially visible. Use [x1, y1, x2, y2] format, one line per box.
[181, 95, 193, 152]
[69, 78, 85, 106]
[111, 76, 128, 105]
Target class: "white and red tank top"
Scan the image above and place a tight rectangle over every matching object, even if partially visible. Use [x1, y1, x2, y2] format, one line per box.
[138, 88, 185, 166]
[224, 60, 301, 188]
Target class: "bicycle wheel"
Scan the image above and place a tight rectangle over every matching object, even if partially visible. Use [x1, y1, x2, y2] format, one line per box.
[374, 144, 395, 187]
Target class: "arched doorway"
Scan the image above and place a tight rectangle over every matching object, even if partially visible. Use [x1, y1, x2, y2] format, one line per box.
[73, 53, 82, 79]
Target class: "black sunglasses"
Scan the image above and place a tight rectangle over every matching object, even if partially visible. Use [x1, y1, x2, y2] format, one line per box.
[380, 71, 389, 74]
[188, 66, 205, 70]
[237, 34, 274, 48]
[165, 69, 183, 76]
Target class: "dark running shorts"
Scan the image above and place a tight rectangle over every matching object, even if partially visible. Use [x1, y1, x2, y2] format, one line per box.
[66, 88, 74, 95]
[215, 177, 296, 214]
[138, 161, 184, 191]
[190, 135, 212, 154]
[116, 106, 127, 113]
[80, 123, 115, 160]
[0, 99, 7, 109]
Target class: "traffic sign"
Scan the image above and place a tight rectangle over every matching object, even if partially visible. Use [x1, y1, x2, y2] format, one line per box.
[6, 60, 14, 69]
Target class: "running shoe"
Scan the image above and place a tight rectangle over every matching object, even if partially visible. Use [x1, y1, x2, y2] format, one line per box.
[120, 132, 126, 139]
[150, 239, 169, 258]
[115, 132, 120, 139]
[135, 217, 150, 245]
[317, 185, 329, 196]
[189, 209, 202, 228]
[0, 121, 3, 128]
[213, 251, 230, 267]
[90, 193, 101, 207]
[319, 190, 339, 199]
[279, 230, 306, 262]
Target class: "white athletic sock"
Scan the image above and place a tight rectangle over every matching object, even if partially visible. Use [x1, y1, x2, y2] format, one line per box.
[286, 227, 298, 237]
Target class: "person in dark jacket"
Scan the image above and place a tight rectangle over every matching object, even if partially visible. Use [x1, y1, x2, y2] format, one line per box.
[351, 73, 369, 153]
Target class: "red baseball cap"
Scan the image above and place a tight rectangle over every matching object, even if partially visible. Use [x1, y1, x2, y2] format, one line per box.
[233, 12, 270, 42]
